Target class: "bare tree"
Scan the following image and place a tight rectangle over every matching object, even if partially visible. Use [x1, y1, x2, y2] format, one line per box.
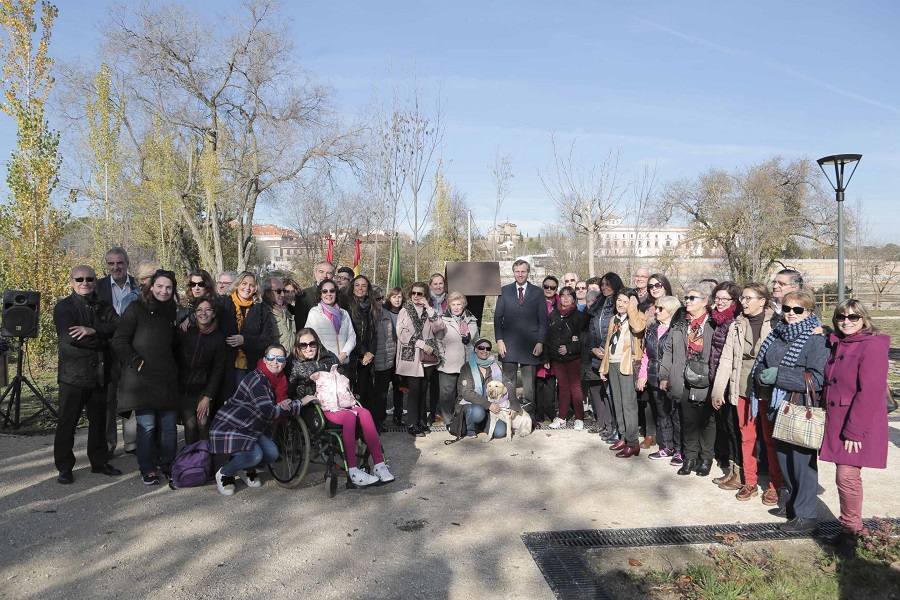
[371, 70, 443, 281]
[625, 162, 658, 275]
[661, 157, 837, 283]
[98, 0, 360, 273]
[489, 147, 513, 260]
[539, 135, 627, 278]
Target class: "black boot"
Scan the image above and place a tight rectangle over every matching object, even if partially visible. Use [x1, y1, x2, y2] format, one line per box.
[695, 459, 713, 477]
[677, 458, 697, 476]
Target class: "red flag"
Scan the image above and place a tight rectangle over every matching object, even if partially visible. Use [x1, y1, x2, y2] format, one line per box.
[353, 239, 361, 276]
[326, 238, 334, 263]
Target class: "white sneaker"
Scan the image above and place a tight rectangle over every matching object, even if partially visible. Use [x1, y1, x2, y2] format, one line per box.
[573, 419, 584, 431]
[236, 469, 262, 488]
[373, 462, 395, 483]
[549, 417, 566, 429]
[215, 468, 235, 496]
[349, 468, 380, 487]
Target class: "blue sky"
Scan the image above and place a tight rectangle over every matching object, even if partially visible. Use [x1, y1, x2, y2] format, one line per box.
[3, 0, 898, 241]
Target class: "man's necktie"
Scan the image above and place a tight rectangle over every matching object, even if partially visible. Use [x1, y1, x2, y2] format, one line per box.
[518, 286, 524, 305]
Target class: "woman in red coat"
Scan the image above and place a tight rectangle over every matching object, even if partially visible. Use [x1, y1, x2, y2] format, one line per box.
[819, 299, 890, 554]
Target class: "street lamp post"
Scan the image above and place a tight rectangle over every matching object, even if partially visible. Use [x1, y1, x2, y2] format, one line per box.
[816, 154, 862, 304]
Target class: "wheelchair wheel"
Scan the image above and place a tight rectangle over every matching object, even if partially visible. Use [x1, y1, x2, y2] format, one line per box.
[325, 469, 338, 497]
[268, 415, 310, 488]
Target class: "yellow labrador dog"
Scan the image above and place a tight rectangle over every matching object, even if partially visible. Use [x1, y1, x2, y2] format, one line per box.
[484, 380, 532, 441]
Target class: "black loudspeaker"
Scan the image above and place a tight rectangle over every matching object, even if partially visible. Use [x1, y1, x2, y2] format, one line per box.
[2, 290, 40, 338]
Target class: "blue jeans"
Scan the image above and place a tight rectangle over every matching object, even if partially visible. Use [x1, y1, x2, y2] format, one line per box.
[463, 404, 507, 439]
[134, 409, 178, 476]
[221, 434, 279, 477]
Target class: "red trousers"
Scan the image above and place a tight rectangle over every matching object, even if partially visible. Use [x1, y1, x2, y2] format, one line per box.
[737, 396, 783, 488]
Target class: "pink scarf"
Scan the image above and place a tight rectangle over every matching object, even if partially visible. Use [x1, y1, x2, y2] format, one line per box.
[456, 314, 470, 337]
[320, 302, 342, 333]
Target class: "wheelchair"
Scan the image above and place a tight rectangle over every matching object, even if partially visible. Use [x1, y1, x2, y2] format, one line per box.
[268, 402, 373, 497]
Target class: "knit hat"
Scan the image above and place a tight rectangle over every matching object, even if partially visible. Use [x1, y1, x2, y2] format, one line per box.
[473, 337, 492, 348]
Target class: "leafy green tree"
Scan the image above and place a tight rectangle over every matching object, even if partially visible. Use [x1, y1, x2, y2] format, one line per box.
[0, 0, 69, 363]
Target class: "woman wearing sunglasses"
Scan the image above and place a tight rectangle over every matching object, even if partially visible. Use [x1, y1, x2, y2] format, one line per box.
[659, 282, 716, 476]
[289, 328, 394, 487]
[304, 278, 356, 366]
[749, 289, 828, 533]
[396, 281, 446, 437]
[456, 338, 519, 438]
[112, 269, 181, 485]
[176, 296, 226, 445]
[537, 276, 560, 425]
[177, 269, 216, 331]
[210, 344, 303, 495]
[819, 300, 889, 555]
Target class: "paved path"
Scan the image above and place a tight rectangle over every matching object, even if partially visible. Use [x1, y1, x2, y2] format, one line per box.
[2, 422, 899, 599]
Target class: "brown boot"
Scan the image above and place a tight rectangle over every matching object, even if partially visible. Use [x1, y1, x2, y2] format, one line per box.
[719, 469, 744, 490]
[735, 484, 759, 501]
[640, 435, 656, 449]
[712, 461, 735, 485]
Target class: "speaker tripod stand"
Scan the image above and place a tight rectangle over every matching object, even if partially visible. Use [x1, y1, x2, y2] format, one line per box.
[1, 338, 58, 429]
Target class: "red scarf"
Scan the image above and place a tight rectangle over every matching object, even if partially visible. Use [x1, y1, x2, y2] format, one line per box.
[256, 358, 288, 403]
[558, 303, 575, 317]
[711, 302, 740, 325]
[687, 312, 708, 356]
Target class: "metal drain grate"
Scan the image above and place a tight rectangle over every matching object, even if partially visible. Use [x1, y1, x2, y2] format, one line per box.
[523, 518, 900, 599]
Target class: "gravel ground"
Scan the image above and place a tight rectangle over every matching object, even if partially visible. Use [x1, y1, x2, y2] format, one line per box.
[2, 421, 899, 600]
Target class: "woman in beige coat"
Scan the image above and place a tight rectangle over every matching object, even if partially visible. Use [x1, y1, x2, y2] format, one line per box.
[436, 292, 478, 425]
[711, 283, 783, 505]
[396, 281, 446, 437]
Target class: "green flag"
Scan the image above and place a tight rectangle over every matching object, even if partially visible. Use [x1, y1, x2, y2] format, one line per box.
[389, 236, 402, 290]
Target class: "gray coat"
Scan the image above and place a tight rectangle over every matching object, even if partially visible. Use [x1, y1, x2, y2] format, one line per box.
[658, 312, 714, 401]
[373, 307, 398, 372]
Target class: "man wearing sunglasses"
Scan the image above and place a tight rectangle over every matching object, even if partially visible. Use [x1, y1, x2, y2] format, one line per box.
[771, 269, 802, 316]
[53, 266, 122, 484]
[94, 246, 139, 459]
[494, 259, 547, 414]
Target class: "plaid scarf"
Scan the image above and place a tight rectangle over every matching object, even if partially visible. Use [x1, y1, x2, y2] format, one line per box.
[749, 312, 820, 417]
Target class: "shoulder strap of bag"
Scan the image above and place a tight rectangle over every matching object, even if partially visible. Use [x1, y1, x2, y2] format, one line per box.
[803, 372, 818, 408]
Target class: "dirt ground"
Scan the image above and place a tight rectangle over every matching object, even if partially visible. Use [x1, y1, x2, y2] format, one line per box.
[2, 420, 899, 600]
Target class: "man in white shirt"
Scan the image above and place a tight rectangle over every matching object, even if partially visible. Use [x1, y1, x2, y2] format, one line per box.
[95, 247, 138, 458]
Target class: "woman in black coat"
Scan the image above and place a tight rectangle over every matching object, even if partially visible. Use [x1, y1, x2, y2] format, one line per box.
[111, 269, 180, 485]
[217, 271, 278, 402]
[176, 296, 226, 445]
[544, 286, 588, 429]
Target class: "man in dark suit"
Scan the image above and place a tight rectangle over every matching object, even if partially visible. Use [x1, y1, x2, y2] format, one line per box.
[94, 246, 138, 458]
[494, 259, 547, 415]
[294, 260, 334, 330]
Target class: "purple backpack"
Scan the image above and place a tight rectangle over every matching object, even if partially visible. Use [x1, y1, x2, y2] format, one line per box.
[169, 440, 212, 489]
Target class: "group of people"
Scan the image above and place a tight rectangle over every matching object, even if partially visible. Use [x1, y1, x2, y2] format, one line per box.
[53, 250, 891, 553]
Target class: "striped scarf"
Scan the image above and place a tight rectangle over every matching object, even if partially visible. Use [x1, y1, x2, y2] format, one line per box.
[749, 312, 820, 417]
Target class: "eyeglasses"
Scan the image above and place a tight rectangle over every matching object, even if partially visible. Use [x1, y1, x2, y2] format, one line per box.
[575, 286, 587, 291]
[783, 306, 807, 315]
[272, 289, 285, 294]
[375, 297, 384, 302]
[713, 296, 733, 303]
[654, 306, 666, 312]
[684, 295, 704, 302]
[835, 313, 862, 323]
[188, 281, 206, 288]
[334, 274, 349, 281]
[739, 295, 762, 302]
[772, 280, 792, 287]
[195, 308, 214, 315]
[475, 345, 492, 351]
[73, 276, 96, 283]
[296, 341, 319, 350]
[411, 291, 425, 297]
[543, 284, 558, 290]
[648, 282, 665, 290]
[564, 279, 576, 283]
[265, 354, 287, 363]
[217, 280, 232, 287]
[320, 288, 337, 294]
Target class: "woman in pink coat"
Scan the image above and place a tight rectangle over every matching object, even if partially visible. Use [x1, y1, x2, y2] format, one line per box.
[819, 299, 890, 555]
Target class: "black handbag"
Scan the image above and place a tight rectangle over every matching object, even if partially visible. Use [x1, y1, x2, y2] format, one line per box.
[445, 405, 467, 445]
[684, 358, 710, 388]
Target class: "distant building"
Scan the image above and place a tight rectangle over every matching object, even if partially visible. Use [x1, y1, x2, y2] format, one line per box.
[597, 217, 708, 258]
